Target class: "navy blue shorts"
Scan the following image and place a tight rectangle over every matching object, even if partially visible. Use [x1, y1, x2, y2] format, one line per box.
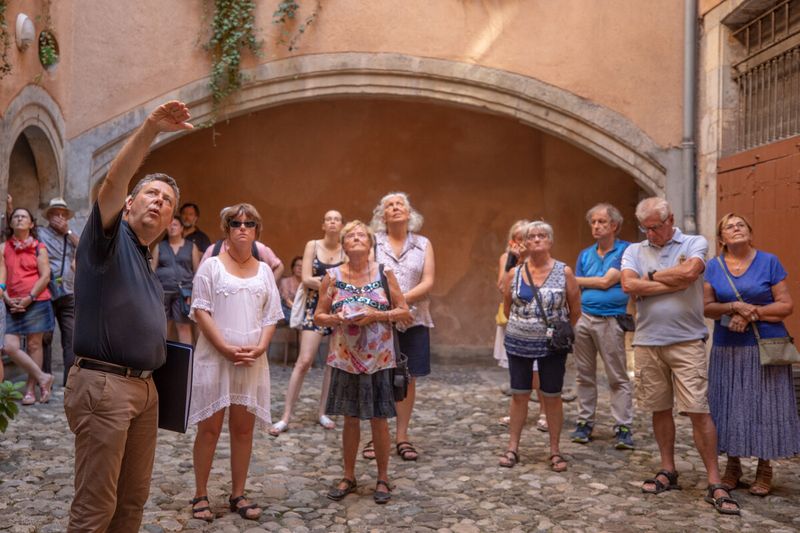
[507, 352, 567, 396]
[398, 326, 431, 378]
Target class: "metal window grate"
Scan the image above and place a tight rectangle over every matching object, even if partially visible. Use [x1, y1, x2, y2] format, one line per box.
[732, 0, 800, 63]
[735, 44, 800, 151]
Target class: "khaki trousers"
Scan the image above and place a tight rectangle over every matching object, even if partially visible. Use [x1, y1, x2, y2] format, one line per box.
[64, 365, 159, 533]
[572, 313, 634, 428]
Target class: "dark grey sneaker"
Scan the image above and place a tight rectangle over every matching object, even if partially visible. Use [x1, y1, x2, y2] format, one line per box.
[615, 425, 635, 450]
[570, 421, 593, 444]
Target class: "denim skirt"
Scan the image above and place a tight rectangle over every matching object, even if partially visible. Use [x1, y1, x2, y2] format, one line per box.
[325, 366, 397, 420]
[6, 300, 55, 335]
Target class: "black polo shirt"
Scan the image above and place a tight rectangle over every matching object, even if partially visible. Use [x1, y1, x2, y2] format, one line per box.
[73, 203, 167, 370]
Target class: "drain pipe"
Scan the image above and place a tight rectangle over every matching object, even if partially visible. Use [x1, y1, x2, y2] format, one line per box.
[682, 0, 698, 233]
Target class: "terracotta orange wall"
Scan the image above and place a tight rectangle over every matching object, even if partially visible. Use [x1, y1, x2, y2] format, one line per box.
[136, 98, 641, 353]
[3, 1, 684, 148]
[0, 0, 71, 117]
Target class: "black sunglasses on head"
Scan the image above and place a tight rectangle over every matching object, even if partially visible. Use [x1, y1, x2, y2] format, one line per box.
[229, 220, 257, 228]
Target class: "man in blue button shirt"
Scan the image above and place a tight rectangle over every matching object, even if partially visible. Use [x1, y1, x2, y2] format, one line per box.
[570, 203, 634, 449]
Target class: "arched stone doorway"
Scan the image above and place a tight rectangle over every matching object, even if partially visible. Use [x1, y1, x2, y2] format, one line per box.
[135, 97, 646, 355]
[8, 127, 61, 217]
[0, 85, 65, 220]
[67, 53, 677, 354]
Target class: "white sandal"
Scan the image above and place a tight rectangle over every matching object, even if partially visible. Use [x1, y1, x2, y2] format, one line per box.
[319, 415, 335, 430]
[269, 420, 289, 436]
[536, 414, 549, 432]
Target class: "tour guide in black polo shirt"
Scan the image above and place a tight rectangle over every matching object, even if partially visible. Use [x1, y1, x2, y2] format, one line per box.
[64, 101, 192, 533]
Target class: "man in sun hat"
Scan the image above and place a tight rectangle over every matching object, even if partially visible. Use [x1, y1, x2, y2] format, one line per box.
[38, 197, 79, 385]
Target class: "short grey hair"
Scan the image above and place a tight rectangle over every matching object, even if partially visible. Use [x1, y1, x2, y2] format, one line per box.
[635, 197, 671, 223]
[129, 173, 180, 214]
[526, 220, 554, 244]
[586, 203, 624, 235]
[369, 191, 424, 233]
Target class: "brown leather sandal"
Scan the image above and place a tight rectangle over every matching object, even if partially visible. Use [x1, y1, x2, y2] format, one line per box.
[749, 460, 772, 496]
[721, 457, 743, 491]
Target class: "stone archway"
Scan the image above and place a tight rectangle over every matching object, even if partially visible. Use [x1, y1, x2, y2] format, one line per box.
[1, 85, 65, 217]
[70, 52, 681, 212]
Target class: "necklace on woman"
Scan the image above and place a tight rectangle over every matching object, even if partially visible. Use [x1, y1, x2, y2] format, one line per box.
[726, 249, 754, 274]
[229, 250, 252, 266]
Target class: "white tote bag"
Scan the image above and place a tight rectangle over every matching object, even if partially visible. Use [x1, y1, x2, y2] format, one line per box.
[289, 285, 307, 329]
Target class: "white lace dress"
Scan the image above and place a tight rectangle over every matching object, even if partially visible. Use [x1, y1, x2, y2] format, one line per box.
[188, 257, 283, 428]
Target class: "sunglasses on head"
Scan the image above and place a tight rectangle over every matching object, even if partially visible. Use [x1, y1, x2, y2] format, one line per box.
[229, 220, 257, 228]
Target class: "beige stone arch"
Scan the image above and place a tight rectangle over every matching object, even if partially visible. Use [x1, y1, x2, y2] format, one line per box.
[75, 53, 679, 210]
[1, 86, 66, 216]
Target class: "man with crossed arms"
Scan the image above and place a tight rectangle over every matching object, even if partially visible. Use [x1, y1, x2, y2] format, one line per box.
[621, 196, 739, 515]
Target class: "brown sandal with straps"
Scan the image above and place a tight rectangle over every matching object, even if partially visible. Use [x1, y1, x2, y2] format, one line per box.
[750, 460, 773, 496]
[721, 457, 743, 491]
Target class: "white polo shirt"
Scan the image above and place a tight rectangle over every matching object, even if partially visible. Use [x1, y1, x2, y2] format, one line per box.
[621, 228, 708, 346]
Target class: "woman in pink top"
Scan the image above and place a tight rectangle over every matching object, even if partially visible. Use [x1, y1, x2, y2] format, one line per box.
[1, 207, 55, 404]
[315, 220, 410, 505]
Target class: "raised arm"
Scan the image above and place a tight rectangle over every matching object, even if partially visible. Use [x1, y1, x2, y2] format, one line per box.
[98, 101, 192, 230]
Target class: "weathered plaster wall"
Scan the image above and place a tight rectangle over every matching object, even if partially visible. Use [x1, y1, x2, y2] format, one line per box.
[135, 98, 642, 354]
[3, 0, 685, 149]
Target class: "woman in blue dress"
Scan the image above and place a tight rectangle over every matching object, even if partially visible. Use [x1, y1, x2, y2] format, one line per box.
[704, 212, 799, 496]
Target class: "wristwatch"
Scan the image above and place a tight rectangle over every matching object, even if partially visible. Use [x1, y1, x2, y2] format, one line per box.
[647, 270, 657, 281]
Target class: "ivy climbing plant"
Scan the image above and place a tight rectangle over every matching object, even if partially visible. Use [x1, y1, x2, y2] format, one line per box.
[204, 0, 262, 113]
[0, 0, 12, 79]
[203, 0, 320, 125]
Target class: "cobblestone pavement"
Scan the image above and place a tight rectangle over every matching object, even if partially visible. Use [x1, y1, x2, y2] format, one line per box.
[2, 358, 800, 532]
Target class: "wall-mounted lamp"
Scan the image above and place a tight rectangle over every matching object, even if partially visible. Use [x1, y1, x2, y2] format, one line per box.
[16, 14, 36, 51]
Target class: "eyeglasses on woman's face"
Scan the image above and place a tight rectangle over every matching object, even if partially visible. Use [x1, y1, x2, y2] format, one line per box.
[229, 220, 257, 229]
[722, 221, 748, 232]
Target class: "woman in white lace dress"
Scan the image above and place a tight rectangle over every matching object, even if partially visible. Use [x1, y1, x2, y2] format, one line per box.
[188, 203, 283, 522]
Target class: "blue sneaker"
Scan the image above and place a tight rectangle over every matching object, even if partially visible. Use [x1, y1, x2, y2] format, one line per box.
[570, 421, 593, 444]
[615, 425, 635, 450]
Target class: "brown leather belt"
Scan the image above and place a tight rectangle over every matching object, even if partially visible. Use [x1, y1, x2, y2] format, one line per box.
[75, 357, 154, 379]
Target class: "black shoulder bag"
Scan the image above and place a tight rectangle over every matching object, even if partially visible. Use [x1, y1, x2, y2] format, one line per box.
[525, 262, 575, 356]
[379, 264, 410, 402]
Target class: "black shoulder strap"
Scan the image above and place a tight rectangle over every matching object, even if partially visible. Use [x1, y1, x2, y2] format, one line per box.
[212, 239, 223, 257]
[251, 242, 261, 261]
